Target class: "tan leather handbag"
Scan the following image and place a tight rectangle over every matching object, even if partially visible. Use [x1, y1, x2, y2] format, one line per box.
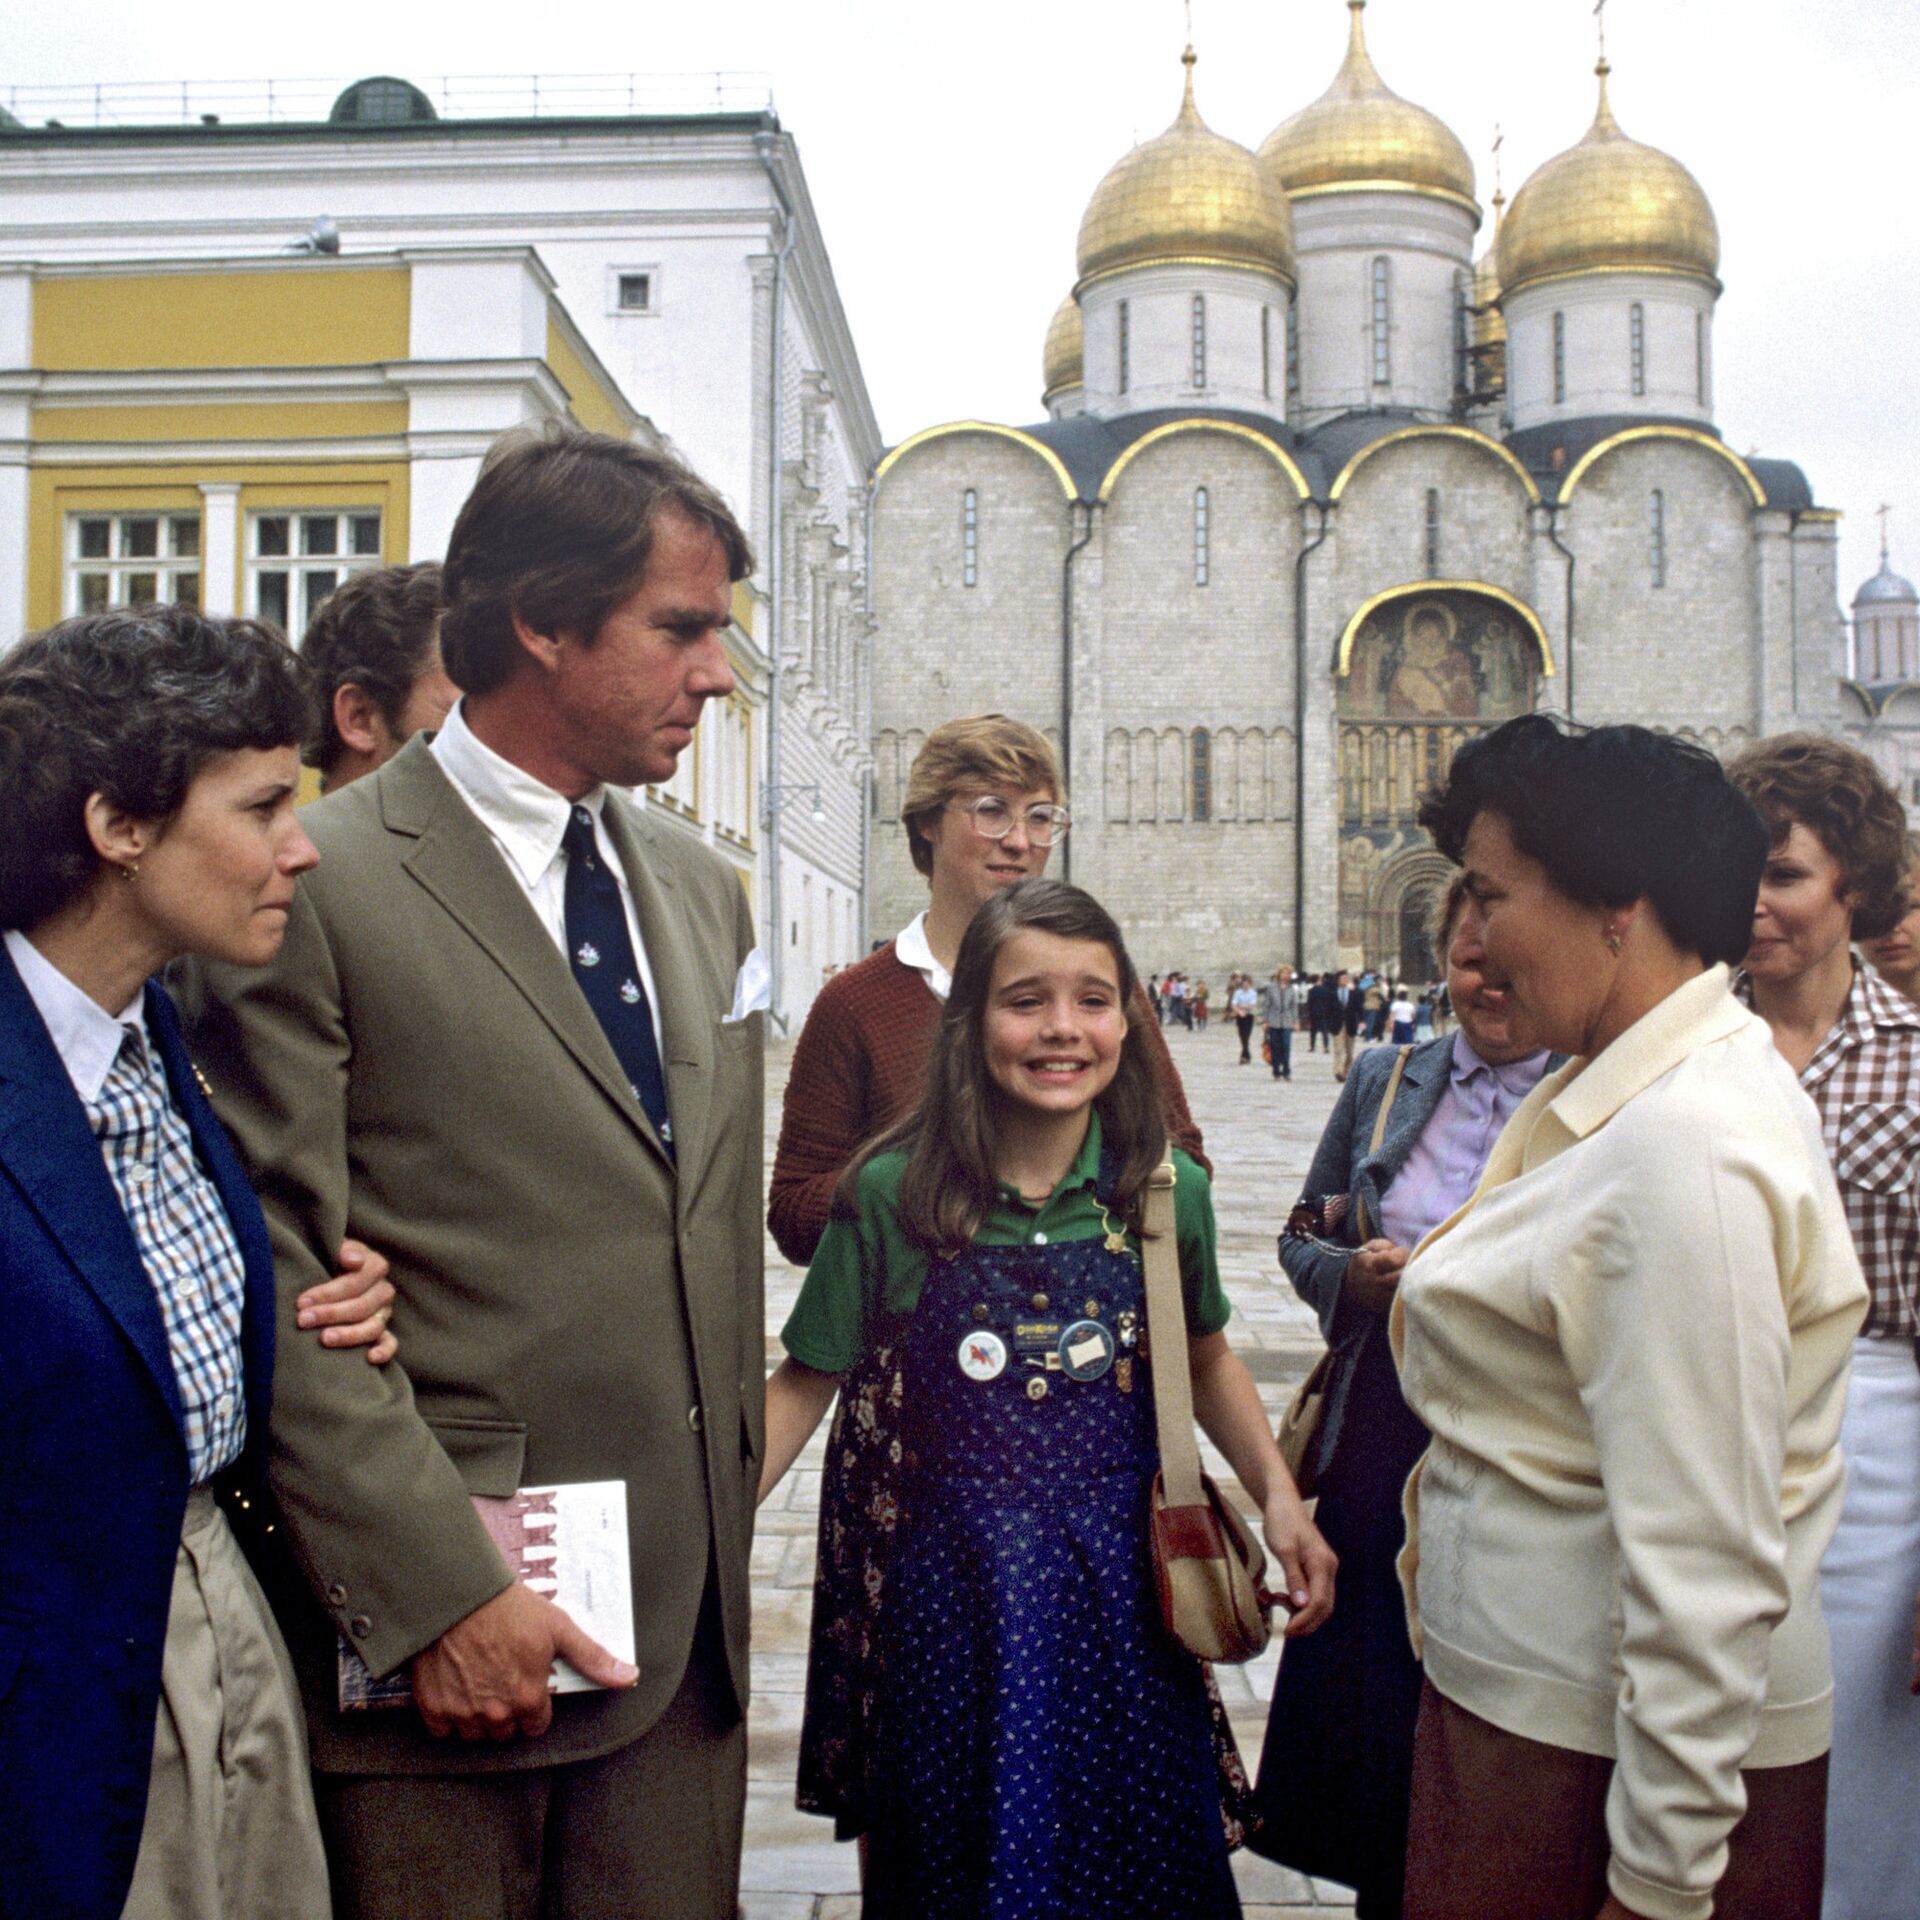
[1141, 1160, 1276, 1665]
[1275, 1044, 1412, 1499]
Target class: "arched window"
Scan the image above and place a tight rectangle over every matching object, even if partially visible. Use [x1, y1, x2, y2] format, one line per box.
[1191, 295, 1207, 390]
[1424, 488, 1441, 577]
[1649, 489, 1667, 589]
[1191, 728, 1212, 821]
[1629, 303, 1646, 397]
[1552, 311, 1566, 404]
[1118, 300, 1131, 395]
[1260, 306, 1272, 400]
[961, 489, 978, 588]
[1194, 487, 1211, 587]
[1371, 257, 1391, 385]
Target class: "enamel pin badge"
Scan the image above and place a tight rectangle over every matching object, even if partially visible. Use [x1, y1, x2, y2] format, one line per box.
[957, 1331, 1008, 1382]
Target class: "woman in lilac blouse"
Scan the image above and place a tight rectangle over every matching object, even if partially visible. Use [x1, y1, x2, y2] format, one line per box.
[1249, 874, 1556, 1919]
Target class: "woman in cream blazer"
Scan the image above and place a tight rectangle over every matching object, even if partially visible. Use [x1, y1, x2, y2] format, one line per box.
[1395, 716, 1867, 1920]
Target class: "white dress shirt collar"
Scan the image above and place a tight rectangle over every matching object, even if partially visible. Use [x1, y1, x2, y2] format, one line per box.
[5, 927, 148, 1105]
[430, 699, 609, 893]
[895, 910, 952, 1002]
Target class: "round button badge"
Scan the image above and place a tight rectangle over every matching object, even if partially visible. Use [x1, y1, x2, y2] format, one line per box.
[1058, 1319, 1116, 1382]
[957, 1330, 1008, 1383]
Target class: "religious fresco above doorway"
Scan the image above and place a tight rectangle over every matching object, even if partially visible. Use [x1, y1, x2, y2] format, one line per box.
[1336, 587, 1542, 969]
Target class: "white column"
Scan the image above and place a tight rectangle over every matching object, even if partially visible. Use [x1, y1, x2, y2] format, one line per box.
[198, 482, 242, 616]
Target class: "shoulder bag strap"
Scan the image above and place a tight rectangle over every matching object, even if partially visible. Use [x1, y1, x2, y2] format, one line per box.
[1351, 1044, 1413, 1245]
[1143, 1159, 1207, 1509]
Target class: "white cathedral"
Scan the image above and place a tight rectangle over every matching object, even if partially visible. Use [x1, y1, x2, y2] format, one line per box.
[864, 1, 1853, 980]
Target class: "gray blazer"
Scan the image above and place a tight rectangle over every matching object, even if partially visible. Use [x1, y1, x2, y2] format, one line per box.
[1279, 1036, 1454, 1481]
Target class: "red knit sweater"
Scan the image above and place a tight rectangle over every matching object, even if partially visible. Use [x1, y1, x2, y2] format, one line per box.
[768, 941, 1209, 1265]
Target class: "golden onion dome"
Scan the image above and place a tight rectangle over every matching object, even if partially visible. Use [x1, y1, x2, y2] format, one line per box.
[1076, 47, 1296, 288]
[1259, 1, 1476, 209]
[1042, 293, 1083, 400]
[1498, 63, 1720, 299]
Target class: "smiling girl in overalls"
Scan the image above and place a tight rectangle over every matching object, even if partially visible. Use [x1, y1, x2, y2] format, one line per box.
[760, 879, 1336, 1918]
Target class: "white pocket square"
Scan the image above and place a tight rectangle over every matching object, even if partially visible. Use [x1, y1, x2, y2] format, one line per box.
[727, 948, 772, 1022]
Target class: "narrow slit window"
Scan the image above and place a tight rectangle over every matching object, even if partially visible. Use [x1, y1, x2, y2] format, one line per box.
[962, 489, 978, 589]
[1553, 311, 1567, 404]
[1649, 489, 1667, 589]
[1191, 295, 1207, 391]
[1630, 304, 1646, 397]
[1260, 307, 1272, 400]
[1454, 271, 1471, 394]
[1118, 300, 1130, 395]
[1694, 312, 1708, 406]
[1372, 257, 1391, 386]
[1286, 299, 1300, 404]
[1424, 489, 1441, 577]
[1194, 487, 1211, 588]
[1191, 729, 1212, 822]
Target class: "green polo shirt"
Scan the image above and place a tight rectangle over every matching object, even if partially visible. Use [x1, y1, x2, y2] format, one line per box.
[781, 1113, 1229, 1376]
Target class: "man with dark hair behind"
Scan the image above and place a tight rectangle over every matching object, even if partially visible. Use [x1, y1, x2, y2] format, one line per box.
[178, 424, 766, 1920]
[298, 562, 458, 791]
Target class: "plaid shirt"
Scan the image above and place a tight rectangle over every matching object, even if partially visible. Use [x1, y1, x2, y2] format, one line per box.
[88, 1021, 250, 1481]
[1739, 962, 1920, 1340]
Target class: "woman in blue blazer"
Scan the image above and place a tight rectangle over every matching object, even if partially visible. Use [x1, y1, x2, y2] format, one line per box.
[1249, 878, 1559, 1919]
[0, 607, 397, 1920]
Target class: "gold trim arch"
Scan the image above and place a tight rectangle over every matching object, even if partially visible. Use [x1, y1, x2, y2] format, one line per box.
[1336, 581, 1554, 678]
[1557, 426, 1765, 509]
[872, 422, 1077, 502]
[1328, 425, 1541, 505]
[1096, 418, 1311, 504]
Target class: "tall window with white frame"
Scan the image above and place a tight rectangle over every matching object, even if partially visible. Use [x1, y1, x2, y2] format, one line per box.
[1552, 311, 1567, 404]
[1649, 489, 1667, 589]
[1629, 303, 1646, 398]
[66, 511, 201, 614]
[961, 489, 978, 589]
[1190, 295, 1207, 391]
[1694, 312, 1708, 407]
[1371, 257, 1392, 387]
[1260, 307, 1272, 401]
[1194, 488, 1211, 588]
[1118, 300, 1131, 395]
[248, 509, 382, 634]
[1424, 489, 1441, 577]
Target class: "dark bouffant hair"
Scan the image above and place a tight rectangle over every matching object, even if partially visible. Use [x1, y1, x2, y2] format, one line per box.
[838, 879, 1167, 1252]
[0, 606, 311, 930]
[439, 424, 753, 697]
[1417, 714, 1768, 967]
[299, 561, 443, 775]
[1726, 734, 1911, 941]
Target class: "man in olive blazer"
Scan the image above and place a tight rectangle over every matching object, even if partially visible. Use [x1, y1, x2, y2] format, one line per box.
[178, 429, 764, 1920]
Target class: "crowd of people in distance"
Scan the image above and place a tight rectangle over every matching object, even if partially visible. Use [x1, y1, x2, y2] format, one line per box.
[5, 417, 1916, 1920]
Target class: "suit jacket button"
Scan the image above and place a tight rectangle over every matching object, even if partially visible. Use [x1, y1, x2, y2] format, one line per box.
[327, 1582, 348, 1606]
[349, 1615, 372, 1638]
[687, 1405, 703, 1433]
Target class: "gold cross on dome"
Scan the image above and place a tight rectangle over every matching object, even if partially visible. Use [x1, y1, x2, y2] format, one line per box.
[1594, 0, 1608, 64]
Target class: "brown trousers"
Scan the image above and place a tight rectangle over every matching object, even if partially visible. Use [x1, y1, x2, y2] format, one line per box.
[314, 1635, 743, 1920]
[1403, 1680, 1827, 1920]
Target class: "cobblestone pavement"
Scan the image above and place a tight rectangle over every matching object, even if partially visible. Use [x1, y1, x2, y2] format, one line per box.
[744, 1016, 1372, 1918]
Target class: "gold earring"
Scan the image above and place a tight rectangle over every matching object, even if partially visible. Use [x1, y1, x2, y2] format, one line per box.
[122, 860, 140, 883]
[1605, 926, 1622, 956]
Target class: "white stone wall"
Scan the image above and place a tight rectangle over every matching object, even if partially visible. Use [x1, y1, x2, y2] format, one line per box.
[1079, 260, 1293, 423]
[1289, 190, 1479, 425]
[1561, 438, 1758, 736]
[1505, 273, 1715, 433]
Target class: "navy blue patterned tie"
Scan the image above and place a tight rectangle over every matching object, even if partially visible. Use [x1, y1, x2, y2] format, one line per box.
[561, 805, 673, 1160]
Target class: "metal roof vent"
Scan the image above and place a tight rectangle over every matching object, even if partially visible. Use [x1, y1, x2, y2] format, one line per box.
[328, 77, 437, 125]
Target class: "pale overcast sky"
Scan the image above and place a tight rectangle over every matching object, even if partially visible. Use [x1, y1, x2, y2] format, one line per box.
[10, 0, 1918, 604]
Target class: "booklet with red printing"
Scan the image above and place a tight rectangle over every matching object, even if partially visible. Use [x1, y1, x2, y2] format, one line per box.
[337, 1479, 634, 1710]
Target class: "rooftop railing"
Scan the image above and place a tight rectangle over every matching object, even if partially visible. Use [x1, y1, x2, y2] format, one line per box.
[2, 72, 776, 130]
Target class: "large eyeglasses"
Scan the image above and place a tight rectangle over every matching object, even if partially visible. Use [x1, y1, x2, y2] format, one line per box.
[950, 795, 1072, 847]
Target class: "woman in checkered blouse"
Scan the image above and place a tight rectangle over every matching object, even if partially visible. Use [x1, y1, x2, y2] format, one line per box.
[0, 607, 400, 1920]
[1729, 736, 1920, 1920]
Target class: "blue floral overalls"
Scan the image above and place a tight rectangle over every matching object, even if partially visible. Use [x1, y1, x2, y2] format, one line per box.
[862, 1226, 1242, 1919]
